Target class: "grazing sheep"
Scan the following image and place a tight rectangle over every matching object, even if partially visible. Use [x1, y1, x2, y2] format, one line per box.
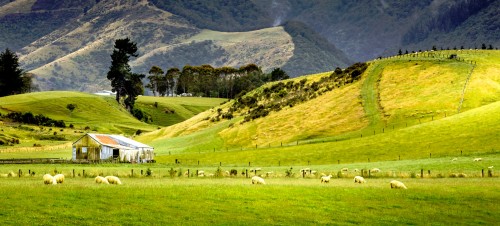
[451, 158, 458, 161]
[473, 158, 482, 162]
[105, 176, 122, 185]
[207, 173, 215, 177]
[54, 174, 65, 184]
[224, 171, 230, 176]
[371, 168, 381, 173]
[197, 170, 205, 177]
[354, 176, 366, 184]
[488, 166, 494, 169]
[251, 176, 266, 185]
[43, 174, 57, 185]
[321, 175, 332, 183]
[390, 180, 407, 189]
[353, 169, 359, 173]
[266, 171, 273, 177]
[95, 176, 109, 184]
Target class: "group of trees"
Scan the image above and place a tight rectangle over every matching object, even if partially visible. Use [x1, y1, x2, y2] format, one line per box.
[145, 64, 289, 99]
[0, 49, 34, 97]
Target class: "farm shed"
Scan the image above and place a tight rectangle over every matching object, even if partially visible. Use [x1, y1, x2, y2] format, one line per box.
[72, 133, 154, 163]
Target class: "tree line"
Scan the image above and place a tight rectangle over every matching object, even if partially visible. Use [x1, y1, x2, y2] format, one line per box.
[145, 63, 289, 99]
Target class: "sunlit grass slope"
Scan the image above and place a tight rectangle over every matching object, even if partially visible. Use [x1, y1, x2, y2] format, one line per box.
[141, 50, 500, 164]
[0, 91, 155, 133]
[135, 96, 226, 127]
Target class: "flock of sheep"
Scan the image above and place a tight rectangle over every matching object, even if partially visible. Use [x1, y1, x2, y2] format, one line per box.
[43, 174, 122, 185]
[250, 174, 407, 189]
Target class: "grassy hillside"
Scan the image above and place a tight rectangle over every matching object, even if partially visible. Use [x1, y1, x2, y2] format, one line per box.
[140, 50, 500, 165]
[135, 96, 227, 127]
[0, 92, 225, 150]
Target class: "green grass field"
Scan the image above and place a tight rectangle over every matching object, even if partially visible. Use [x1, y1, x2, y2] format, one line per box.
[0, 175, 498, 225]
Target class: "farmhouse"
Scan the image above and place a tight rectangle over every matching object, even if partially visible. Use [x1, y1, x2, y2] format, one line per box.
[72, 133, 154, 163]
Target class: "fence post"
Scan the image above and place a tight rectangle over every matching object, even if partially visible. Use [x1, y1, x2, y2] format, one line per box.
[18, 169, 21, 177]
[249, 162, 251, 167]
[141, 170, 143, 175]
[488, 169, 493, 177]
[220, 162, 221, 166]
[187, 169, 190, 178]
[428, 170, 431, 176]
[246, 169, 248, 178]
[368, 170, 371, 178]
[482, 169, 484, 178]
[198, 160, 199, 165]
[83, 170, 85, 177]
[279, 161, 280, 166]
[421, 169, 423, 178]
[131, 169, 134, 177]
[73, 169, 75, 178]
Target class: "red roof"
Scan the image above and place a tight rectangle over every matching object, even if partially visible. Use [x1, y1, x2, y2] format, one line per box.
[94, 135, 119, 146]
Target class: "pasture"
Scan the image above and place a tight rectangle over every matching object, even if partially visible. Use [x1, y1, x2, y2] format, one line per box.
[0, 173, 498, 225]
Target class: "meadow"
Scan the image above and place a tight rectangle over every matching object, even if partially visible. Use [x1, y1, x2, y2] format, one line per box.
[0, 174, 498, 225]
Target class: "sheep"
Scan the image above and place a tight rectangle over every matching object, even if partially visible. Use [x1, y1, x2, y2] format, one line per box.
[370, 168, 381, 173]
[353, 169, 359, 173]
[473, 158, 482, 162]
[207, 173, 215, 177]
[197, 170, 205, 177]
[43, 174, 57, 185]
[224, 171, 230, 176]
[54, 174, 65, 184]
[266, 171, 273, 177]
[251, 176, 266, 185]
[95, 176, 109, 184]
[354, 176, 366, 184]
[390, 180, 407, 189]
[321, 175, 332, 183]
[451, 158, 458, 161]
[488, 166, 494, 169]
[105, 176, 122, 185]
[341, 168, 348, 172]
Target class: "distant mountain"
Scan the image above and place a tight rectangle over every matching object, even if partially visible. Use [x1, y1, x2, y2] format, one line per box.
[0, 0, 497, 92]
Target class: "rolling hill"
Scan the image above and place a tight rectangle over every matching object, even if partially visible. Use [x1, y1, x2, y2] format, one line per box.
[137, 50, 500, 164]
[0, 91, 225, 150]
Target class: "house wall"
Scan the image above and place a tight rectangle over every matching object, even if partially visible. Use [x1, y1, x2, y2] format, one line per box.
[72, 135, 102, 160]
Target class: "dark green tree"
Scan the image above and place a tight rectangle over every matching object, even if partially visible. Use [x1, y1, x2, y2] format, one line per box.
[270, 68, 289, 81]
[124, 73, 145, 112]
[481, 43, 487, 49]
[0, 49, 26, 96]
[107, 38, 138, 103]
[398, 49, 402, 55]
[146, 65, 163, 96]
[165, 68, 180, 96]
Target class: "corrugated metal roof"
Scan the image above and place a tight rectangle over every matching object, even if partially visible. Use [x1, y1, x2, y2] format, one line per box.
[83, 133, 153, 149]
[93, 134, 119, 146]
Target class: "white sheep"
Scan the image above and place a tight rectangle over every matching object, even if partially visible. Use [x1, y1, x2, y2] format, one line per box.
[43, 174, 57, 185]
[452, 158, 458, 161]
[354, 176, 366, 183]
[54, 174, 65, 184]
[105, 176, 122, 185]
[488, 166, 494, 169]
[197, 170, 205, 177]
[251, 176, 266, 184]
[370, 168, 381, 173]
[95, 176, 109, 184]
[390, 180, 407, 189]
[473, 158, 482, 162]
[321, 175, 332, 183]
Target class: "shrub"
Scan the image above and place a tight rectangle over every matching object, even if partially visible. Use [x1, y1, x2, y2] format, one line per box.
[285, 167, 294, 177]
[146, 168, 153, 177]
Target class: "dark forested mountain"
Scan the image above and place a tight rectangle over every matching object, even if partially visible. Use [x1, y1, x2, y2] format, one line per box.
[0, 0, 497, 92]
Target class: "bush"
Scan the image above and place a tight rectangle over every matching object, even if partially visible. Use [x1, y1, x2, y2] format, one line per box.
[146, 168, 153, 177]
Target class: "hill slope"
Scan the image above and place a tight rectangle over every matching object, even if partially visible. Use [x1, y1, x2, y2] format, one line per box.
[138, 50, 500, 164]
